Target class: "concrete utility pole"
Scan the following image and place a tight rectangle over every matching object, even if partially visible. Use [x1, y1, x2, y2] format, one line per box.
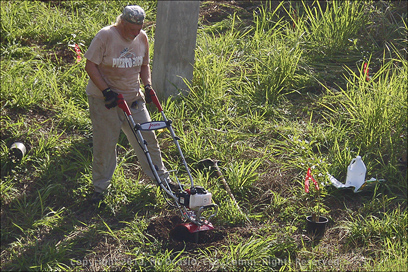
[152, 1, 200, 99]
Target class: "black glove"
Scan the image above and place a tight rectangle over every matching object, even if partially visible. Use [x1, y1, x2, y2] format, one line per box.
[102, 88, 118, 109]
[144, 84, 154, 104]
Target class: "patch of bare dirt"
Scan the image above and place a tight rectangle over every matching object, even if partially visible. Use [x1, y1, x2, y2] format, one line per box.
[199, 0, 262, 24]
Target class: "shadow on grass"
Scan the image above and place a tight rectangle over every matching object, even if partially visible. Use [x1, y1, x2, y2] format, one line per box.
[1, 137, 157, 270]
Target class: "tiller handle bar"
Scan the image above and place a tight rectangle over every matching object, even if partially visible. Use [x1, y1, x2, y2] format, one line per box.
[117, 94, 175, 199]
[117, 89, 162, 114]
[118, 90, 194, 189]
[150, 89, 163, 113]
[117, 93, 218, 226]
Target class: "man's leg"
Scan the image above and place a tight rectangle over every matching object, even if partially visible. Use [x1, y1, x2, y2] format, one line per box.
[88, 96, 122, 193]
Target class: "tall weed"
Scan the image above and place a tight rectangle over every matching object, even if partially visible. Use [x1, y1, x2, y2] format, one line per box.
[321, 54, 407, 183]
[287, 0, 367, 57]
[0, 1, 155, 46]
[243, 2, 302, 103]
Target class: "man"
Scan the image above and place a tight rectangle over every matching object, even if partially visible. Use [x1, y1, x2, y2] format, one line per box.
[84, 5, 170, 205]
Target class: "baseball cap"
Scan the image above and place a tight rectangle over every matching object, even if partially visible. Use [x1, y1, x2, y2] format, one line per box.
[121, 5, 145, 25]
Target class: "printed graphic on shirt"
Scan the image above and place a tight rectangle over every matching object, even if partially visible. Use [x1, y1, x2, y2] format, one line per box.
[112, 48, 143, 68]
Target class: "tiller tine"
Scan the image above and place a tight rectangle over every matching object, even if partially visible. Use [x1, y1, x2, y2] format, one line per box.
[170, 221, 214, 243]
[177, 221, 214, 233]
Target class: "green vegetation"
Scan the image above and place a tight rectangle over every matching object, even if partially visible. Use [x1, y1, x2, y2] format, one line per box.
[1, 0, 407, 271]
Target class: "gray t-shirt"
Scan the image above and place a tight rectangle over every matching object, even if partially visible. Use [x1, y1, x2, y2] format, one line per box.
[84, 25, 149, 102]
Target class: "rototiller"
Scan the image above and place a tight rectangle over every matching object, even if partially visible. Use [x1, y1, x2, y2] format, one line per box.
[117, 92, 218, 234]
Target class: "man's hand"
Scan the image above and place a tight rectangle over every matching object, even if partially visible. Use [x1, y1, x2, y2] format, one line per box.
[102, 88, 118, 109]
[144, 84, 154, 104]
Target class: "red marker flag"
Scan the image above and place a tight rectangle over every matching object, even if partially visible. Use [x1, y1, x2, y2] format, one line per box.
[74, 44, 82, 63]
[363, 62, 370, 81]
[292, 9, 297, 29]
[305, 168, 319, 193]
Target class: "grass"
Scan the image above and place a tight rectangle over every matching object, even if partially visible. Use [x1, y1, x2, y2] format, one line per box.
[1, 0, 407, 271]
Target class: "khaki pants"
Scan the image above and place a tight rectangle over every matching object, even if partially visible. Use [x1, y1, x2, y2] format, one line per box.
[88, 96, 168, 193]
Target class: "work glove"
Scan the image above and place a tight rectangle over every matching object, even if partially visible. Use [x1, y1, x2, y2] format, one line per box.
[102, 87, 118, 109]
[144, 84, 154, 104]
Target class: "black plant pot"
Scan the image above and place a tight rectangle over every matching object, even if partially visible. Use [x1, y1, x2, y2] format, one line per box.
[306, 216, 328, 237]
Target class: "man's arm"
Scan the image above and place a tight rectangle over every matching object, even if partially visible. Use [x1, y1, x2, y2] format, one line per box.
[140, 64, 152, 87]
[85, 59, 109, 91]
